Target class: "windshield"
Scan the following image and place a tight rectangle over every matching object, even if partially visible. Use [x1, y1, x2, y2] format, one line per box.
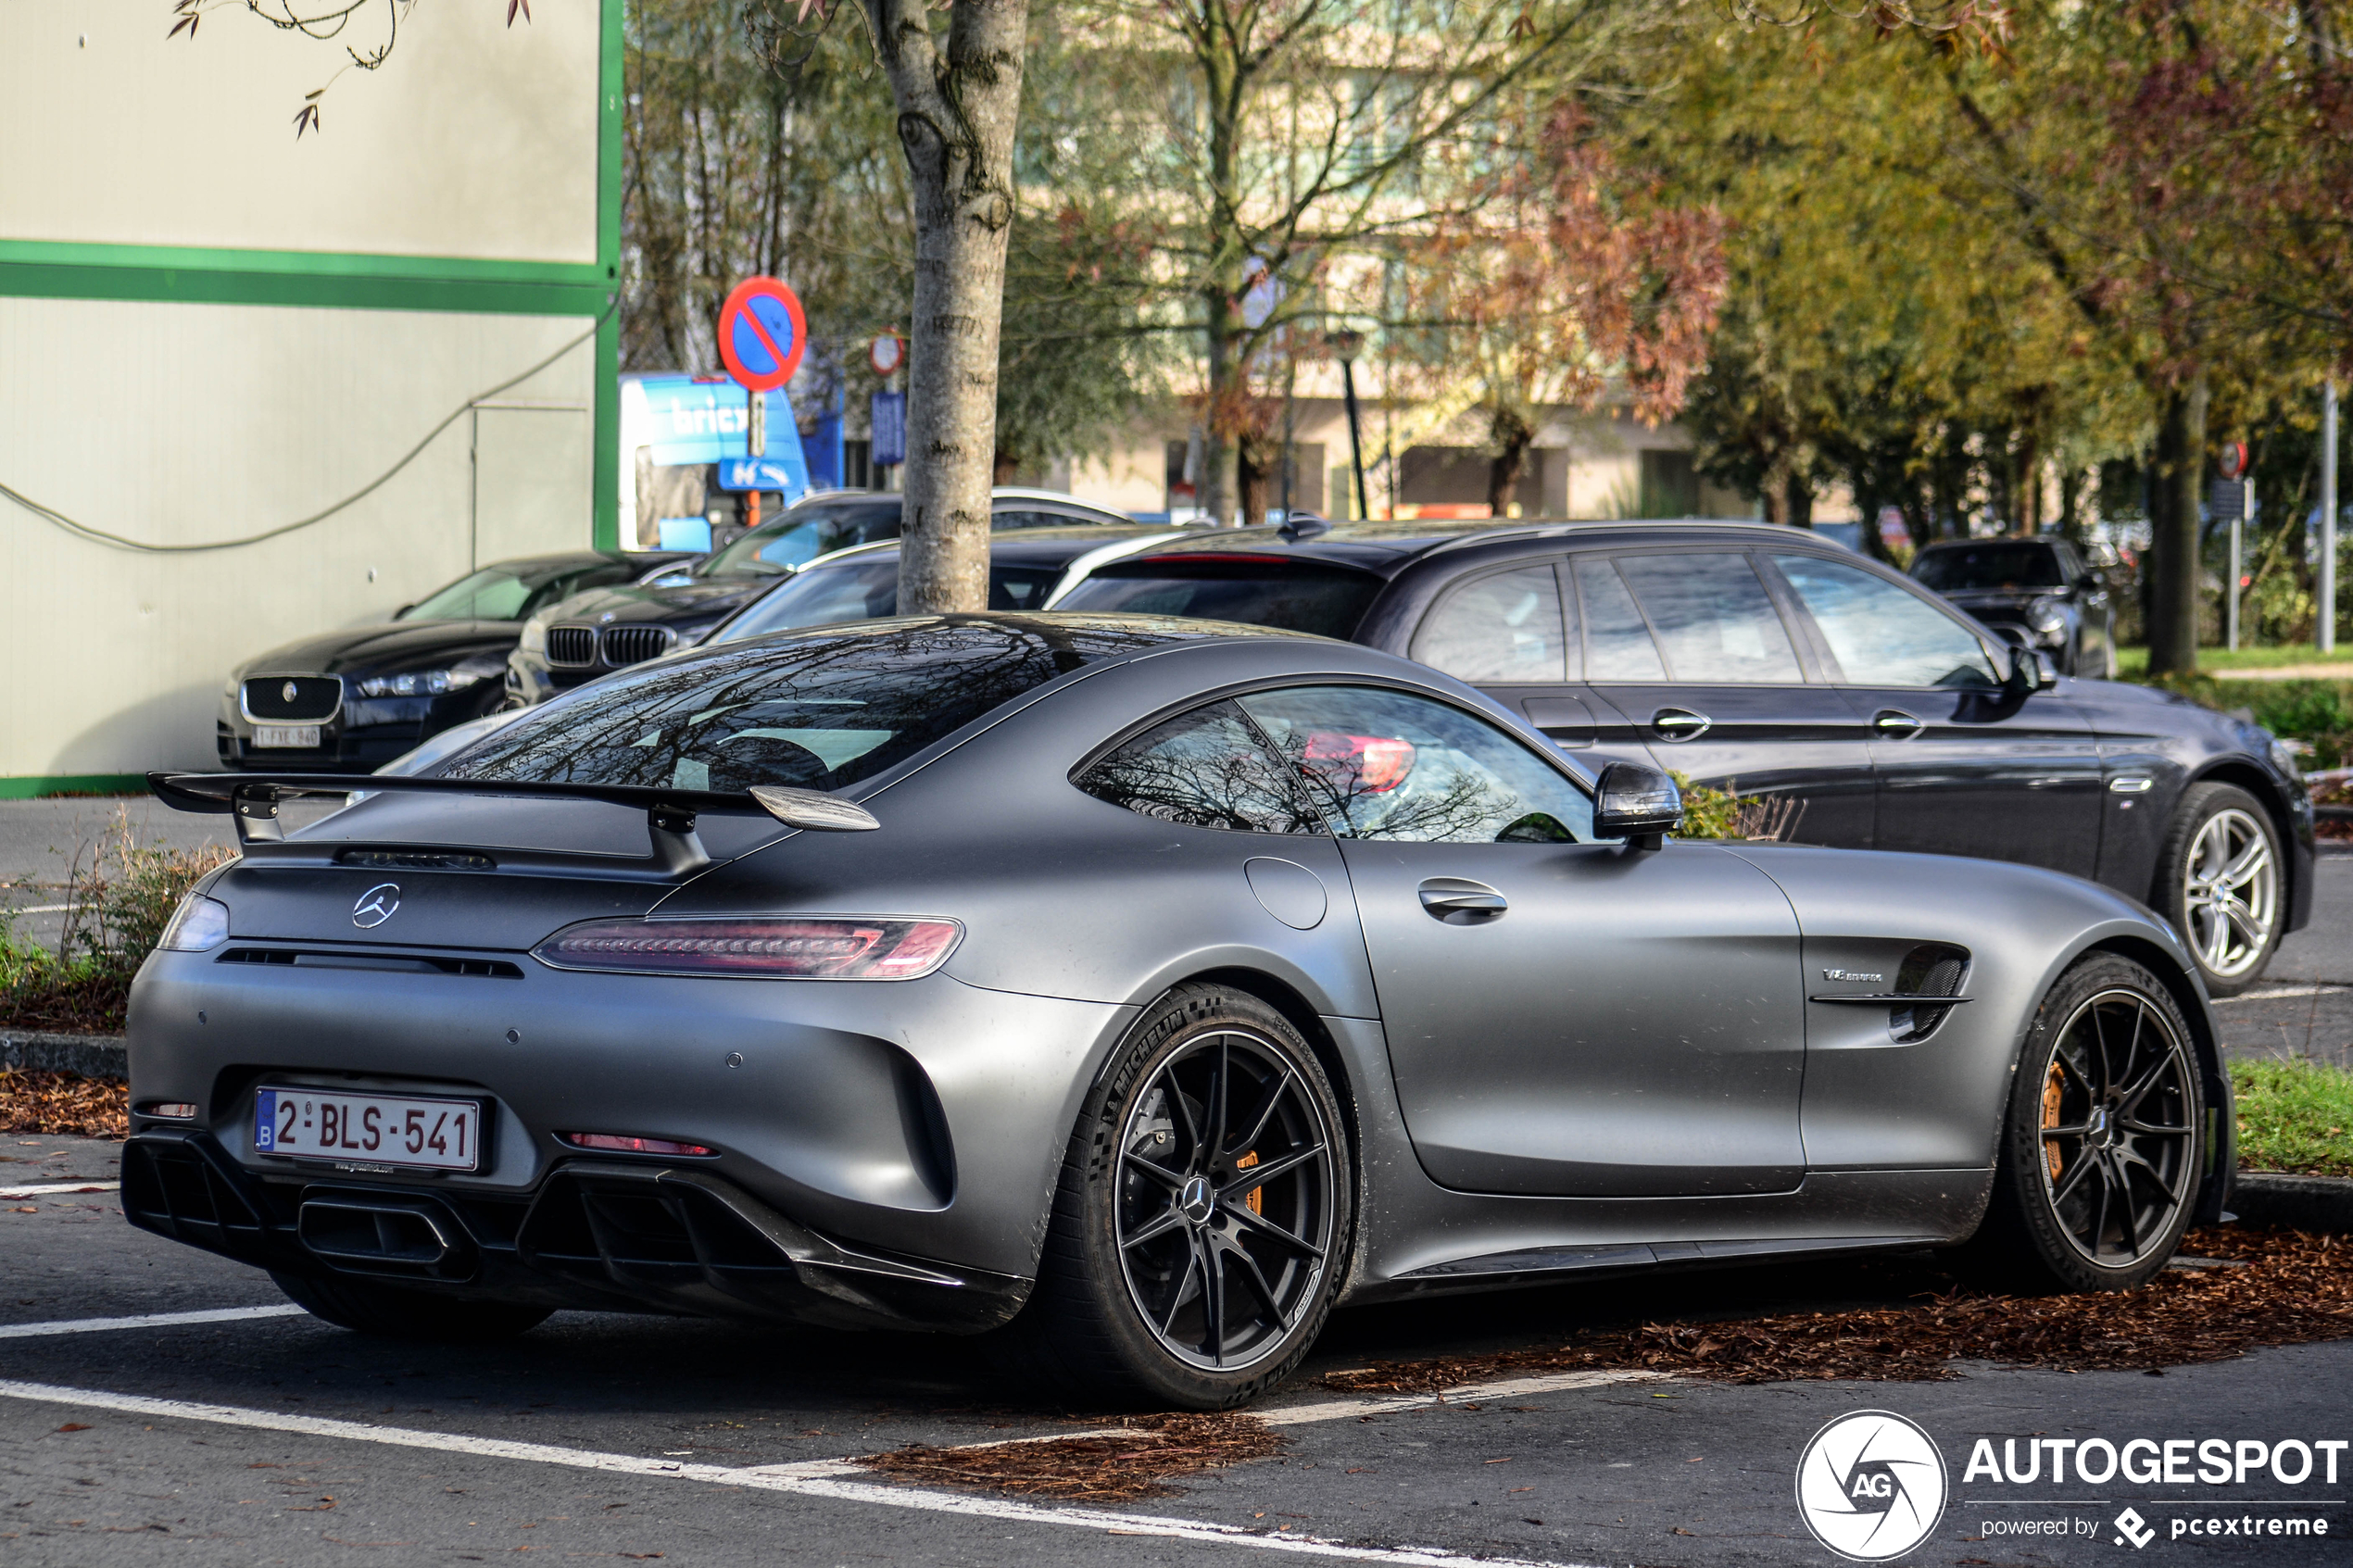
[1911, 543, 2067, 592]
[1053, 558, 1380, 639]
[403, 563, 611, 621]
[446, 618, 1175, 795]
[713, 556, 1070, 644]
[697, 500, 906, 579]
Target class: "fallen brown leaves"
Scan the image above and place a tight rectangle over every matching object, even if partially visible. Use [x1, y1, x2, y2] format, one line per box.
[0, 1071, 127, 1138]
[852, 1411, 1285, 1502]
[1324, 1227, 2351, 1395]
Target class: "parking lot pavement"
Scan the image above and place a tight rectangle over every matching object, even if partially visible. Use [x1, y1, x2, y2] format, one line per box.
[2214, 853, 2353, 1069]
[3, 1164, 2345, 1567]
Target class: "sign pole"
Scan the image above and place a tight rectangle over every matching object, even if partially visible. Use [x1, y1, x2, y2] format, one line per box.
[2325, 379, 2339, 655]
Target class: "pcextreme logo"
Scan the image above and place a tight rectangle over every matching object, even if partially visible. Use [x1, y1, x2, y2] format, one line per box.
[1795, 1410, 1950, 1562]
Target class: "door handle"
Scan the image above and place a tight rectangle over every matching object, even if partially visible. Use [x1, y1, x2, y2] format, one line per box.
[1872, 709, 1924, 738]
[1417, 877, 1508, 919]
[1650, 708, 1712, 741]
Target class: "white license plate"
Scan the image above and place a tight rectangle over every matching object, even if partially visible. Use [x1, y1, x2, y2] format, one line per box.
[252, 725, 321, 748]
[255, 1087, 482, 1172]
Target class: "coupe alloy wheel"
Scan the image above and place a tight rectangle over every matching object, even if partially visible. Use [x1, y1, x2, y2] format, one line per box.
[2035, 987, 2198, 1269]
[2179, 806, 2278, 981]
[1114, 1027, 1337, 1372]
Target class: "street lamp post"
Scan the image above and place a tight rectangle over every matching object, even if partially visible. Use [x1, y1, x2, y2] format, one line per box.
[2324, 379, 2339, 655]
[1329, 330, 1371, 523]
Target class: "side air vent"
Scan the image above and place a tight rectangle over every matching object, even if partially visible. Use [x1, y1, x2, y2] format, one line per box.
[335, 848, 497, 872]
[1892, 943, 1969, 1043]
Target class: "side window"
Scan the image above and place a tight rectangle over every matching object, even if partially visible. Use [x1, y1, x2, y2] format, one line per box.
[1573, 558, 1667, 682]
[1612, 553, 1803, 683]
[1409, 565, 1569, 684]
[1236, 686, 1594, 845]
[1076, 701, 1325, 834]
[1771, 556, 2000, 689]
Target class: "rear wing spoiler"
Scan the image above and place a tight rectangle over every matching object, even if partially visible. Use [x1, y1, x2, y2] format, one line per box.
[148, 771, 873, 879]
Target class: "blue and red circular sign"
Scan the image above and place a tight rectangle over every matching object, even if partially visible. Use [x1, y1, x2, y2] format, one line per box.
[717, 276, 806, 394]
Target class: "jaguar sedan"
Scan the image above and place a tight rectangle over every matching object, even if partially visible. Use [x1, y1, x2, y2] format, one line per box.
[131, 616, 2230, 1408]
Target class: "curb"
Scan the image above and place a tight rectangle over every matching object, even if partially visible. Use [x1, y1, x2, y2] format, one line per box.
[0, 1034, 126, 1080]
[2231, 1172, 2353, 1233]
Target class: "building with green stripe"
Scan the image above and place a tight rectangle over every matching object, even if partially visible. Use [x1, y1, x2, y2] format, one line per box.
[0, 0, 622, 793]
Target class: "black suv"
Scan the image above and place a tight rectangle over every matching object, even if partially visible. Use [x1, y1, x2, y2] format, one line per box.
[505, 489, 1138, 706]
[1910, 537, 2117, 678]
[1055, 519, 2313, 994]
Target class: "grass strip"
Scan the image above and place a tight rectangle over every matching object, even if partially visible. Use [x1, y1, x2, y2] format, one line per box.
[2233, 1060, 2353, 1177]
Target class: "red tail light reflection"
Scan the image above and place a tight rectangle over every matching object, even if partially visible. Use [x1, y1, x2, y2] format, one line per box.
[1302, 732, 1416, 793]
[534, 918, 961, 979]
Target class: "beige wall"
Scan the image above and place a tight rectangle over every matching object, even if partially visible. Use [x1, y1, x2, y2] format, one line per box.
[0, 295, 597, 775]
[0, 0, 598, 263]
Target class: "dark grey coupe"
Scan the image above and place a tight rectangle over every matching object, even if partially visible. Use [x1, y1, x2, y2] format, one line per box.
[129, 617, 2231, 1409]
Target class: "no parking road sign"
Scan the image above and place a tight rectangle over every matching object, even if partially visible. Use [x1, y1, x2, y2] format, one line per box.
[717, 276, 807, 394]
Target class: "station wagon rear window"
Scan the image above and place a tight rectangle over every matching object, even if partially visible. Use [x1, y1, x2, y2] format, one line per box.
[1053, 556, 1381, 639]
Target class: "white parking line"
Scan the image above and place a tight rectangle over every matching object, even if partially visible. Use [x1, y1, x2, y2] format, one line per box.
[0, 1377, 1596, 1567]
[0, 1182, 120, 1199]
[2214, 983, 2351, 1003]
[0, 1305, 306, 1340]
[1259, 1368, 1660, 1425]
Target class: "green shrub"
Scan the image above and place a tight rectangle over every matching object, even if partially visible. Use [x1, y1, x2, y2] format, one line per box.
[0, 810, 231, 1035]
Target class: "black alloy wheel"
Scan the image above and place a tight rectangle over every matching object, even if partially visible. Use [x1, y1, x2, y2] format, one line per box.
[1967, 954, 2204, 1293]
[1004, 984, 1350, 1408]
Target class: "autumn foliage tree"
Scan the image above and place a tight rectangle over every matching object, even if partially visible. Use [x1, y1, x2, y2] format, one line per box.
[1401, 100, 1726, 514]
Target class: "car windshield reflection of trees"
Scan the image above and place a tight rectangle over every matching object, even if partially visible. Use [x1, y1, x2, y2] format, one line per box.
[448, 620, 1162, 794]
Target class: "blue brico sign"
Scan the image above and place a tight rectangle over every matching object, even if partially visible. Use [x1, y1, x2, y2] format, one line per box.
[620, 375, 811, 496]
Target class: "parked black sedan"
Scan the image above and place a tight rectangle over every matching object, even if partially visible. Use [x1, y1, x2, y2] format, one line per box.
[1910, 537, 2118, 678]
[219, 551, 692, 774]
[505, 488, 1139, 706]
[1054, 519, 2314, 994]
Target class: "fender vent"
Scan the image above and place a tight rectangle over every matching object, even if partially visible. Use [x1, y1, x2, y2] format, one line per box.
[1893, 943, 1969, 1042]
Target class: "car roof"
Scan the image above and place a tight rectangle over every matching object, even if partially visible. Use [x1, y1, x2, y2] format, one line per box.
[498, 549, 688, 573]
[1101, 518, 1840, 579]
[786, 525, 1174, 571]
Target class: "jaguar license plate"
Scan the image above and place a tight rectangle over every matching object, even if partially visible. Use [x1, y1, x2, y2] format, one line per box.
[255, 1087, 482, 1172]
[252, 725, 321, 748]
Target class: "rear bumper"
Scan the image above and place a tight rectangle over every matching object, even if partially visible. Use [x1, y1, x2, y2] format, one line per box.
[123, 1129, 1027, 1332]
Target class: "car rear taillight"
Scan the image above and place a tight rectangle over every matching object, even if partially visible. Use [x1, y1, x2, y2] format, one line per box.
[532, 918, 961, 979]
[560, 1132, 715, 1157]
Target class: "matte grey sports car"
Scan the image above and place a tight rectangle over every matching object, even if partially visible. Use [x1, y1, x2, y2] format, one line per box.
[127, 615, 2232, 1409]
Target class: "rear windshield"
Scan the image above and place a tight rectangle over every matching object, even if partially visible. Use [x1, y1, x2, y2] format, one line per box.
[1911, 543, 2066, 592]
[1054, 558, 1379, 638]
[697, 500, 905, 579]
[445, 618, 1171, 795]
[713, 557, 1068, 644]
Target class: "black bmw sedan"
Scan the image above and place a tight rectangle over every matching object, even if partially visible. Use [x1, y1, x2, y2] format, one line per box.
[220, 552, 692, 774]
[1910, 537, 2118, 678]
[1054, 519, 2314, 995]
[504, 488, 1139, 706]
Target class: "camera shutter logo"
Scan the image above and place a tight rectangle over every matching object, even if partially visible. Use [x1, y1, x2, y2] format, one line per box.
[1794, 1410, 1948, 1561]
[352, 884, 400, 929]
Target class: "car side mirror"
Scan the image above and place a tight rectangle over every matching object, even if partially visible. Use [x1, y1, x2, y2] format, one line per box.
[1593, 760, 1682, 851]
[2002, 643, 2053, 697]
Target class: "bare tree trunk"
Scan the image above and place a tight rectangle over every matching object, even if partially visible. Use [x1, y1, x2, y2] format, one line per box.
[2146, 370, 2209, 675]
[1487, 408, 1533, 517]
[863, 0, 1026, 613]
